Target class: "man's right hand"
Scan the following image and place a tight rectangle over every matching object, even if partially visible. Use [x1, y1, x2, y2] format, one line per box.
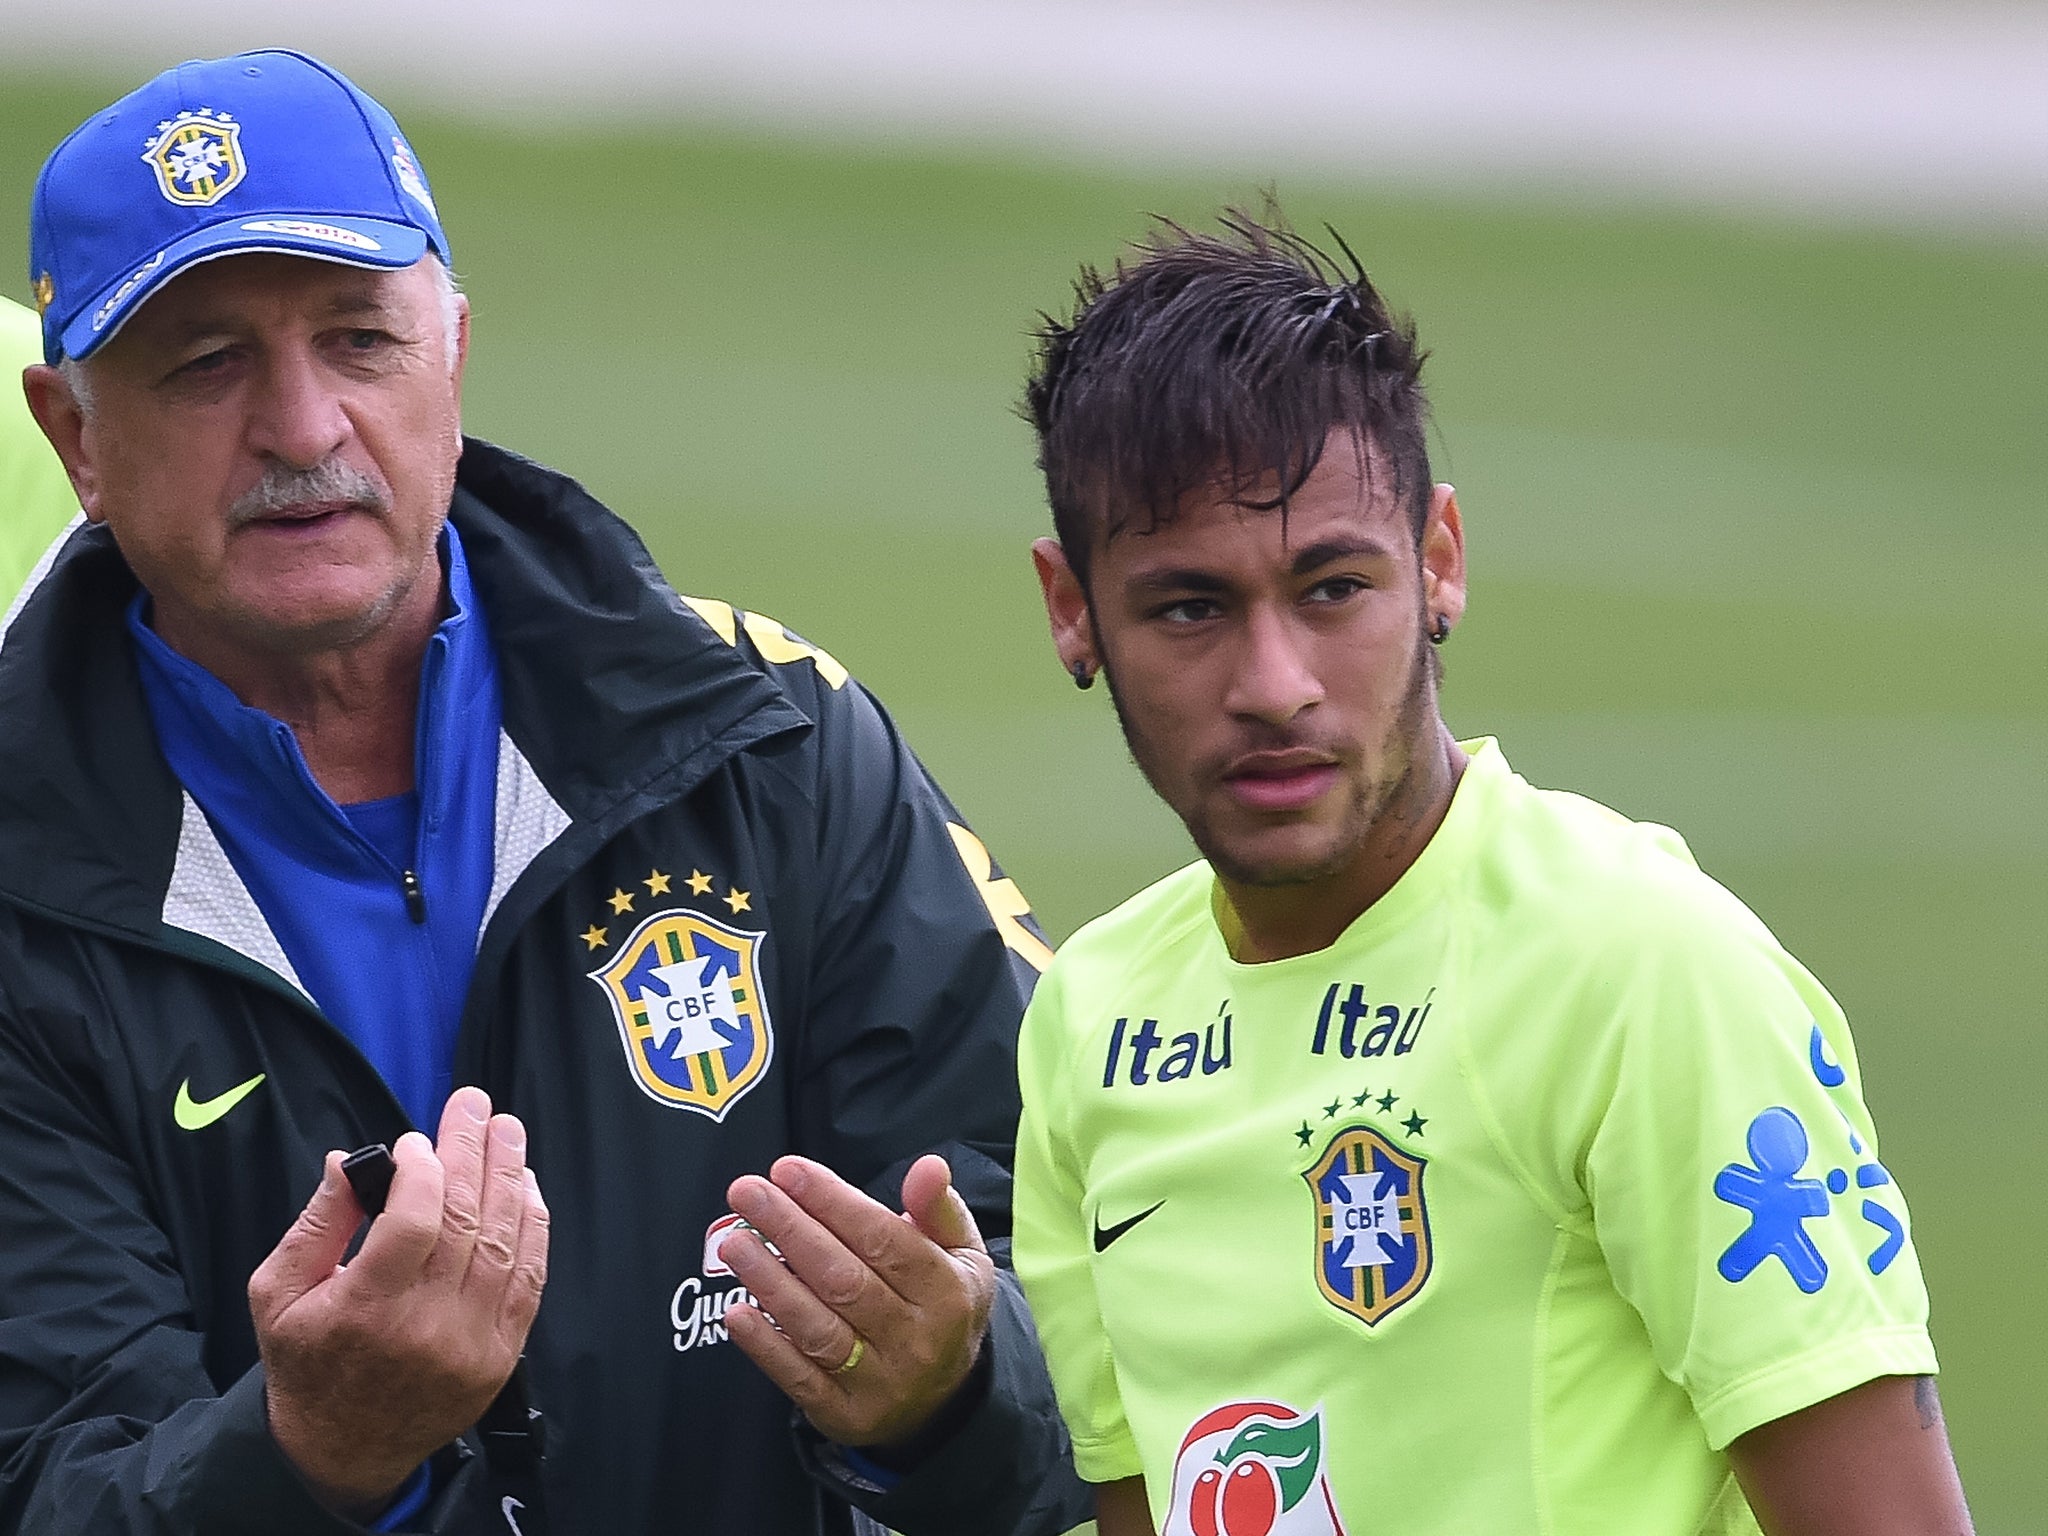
[248, 1086, 550, 1517]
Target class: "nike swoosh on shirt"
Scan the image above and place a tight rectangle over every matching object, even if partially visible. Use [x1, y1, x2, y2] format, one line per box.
[173, 1073, 266, 1131]
[1092, 1200, 1165, 1253]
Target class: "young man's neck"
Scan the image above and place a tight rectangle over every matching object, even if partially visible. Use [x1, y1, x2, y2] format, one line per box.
[1219, 725, 1467, 964]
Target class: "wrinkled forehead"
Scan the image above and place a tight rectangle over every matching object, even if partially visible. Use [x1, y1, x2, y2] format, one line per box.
[105, 251, 440, 353]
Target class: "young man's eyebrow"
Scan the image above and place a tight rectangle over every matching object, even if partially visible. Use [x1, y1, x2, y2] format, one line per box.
[1288, 536, 1395, 574]
[1124, 567, 1234, 595]
[1123, 538, 1397, 594]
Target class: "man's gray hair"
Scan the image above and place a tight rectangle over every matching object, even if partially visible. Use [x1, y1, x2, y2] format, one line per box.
[58, 254, 465, 418]
[55, 356, 92, 417]
[427, 254, 465, 365]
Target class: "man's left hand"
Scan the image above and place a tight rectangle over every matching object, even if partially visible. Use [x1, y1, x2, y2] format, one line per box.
[721, 1153, 995, 1449]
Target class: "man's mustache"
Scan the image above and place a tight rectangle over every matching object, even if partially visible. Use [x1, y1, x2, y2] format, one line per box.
[227, 459, 389, 528]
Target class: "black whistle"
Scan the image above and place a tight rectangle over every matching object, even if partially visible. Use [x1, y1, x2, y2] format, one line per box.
[340, 1142, 397, 1217]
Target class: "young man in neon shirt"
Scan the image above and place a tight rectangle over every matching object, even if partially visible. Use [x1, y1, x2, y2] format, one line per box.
[1, 295, 77, 605]
[1011, 212, 1972, 1536]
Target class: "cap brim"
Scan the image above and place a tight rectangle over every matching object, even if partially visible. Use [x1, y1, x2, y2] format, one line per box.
[59, 213, 431, 362]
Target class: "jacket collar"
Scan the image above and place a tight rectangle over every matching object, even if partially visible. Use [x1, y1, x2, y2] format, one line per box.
[0, 438, 811, 937]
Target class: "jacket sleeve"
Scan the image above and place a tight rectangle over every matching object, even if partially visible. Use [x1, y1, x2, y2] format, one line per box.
[771, 660, 1090, 1536]
[0, 979, 347, 1534]
[795, 1273, 1093, 1536]
[0, 971, 495, 1536]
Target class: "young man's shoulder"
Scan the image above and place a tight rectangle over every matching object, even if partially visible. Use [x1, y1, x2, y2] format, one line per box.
[1031, 861, 1215, 1023]
[1473, 744, 1779, 961]
[1056, 860, 1215, 968]
[1, 297, 79, 611]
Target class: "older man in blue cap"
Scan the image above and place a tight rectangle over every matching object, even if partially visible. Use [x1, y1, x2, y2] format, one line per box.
[2, 51, 1085, 1536]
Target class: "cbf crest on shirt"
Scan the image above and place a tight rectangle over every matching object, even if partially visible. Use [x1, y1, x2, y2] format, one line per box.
[587, 898, 774, 1121]
[1304, 1124, 1432, 1326]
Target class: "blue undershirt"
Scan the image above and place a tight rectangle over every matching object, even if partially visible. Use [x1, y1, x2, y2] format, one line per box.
[130, 523, 502, 1133]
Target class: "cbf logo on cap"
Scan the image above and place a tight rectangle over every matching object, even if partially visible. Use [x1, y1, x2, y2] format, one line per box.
[141, 108, 246, 206]
[27, 50, 453, 365]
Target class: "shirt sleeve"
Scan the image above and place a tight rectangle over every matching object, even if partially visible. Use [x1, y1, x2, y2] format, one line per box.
[1583, 885, 1937, 1450]
[0, 298, 79, 609]
[1013, 964, 1144, 1485]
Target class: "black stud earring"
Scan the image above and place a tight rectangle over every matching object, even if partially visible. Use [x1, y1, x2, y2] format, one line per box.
[1071, 660, 1095, 691]
[1428, 614, 1450, 646]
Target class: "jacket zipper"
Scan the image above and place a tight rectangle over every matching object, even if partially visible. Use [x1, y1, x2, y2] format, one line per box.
[402, 868, 428, 924]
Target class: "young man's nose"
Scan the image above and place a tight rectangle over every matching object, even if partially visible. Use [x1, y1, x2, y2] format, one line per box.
[1224, 606, 1325, 724]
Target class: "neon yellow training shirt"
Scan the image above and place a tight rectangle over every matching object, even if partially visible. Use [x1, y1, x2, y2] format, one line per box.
[1015, 740, 1933, 1536]
[1, 296, 78, 609]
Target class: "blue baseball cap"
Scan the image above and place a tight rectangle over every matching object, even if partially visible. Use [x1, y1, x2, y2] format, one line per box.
[28, 50, 452, 365]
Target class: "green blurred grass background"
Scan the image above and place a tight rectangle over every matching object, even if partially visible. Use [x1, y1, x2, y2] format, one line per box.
[6, 72, 2042, 1529]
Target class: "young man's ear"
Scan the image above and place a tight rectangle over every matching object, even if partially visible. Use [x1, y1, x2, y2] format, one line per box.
[1420, 485, 1466, 637]
[1031, 537, 1099, 686]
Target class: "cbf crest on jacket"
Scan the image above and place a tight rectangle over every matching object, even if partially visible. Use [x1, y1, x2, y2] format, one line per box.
[587, 901, 777, 1120]
[0, 441, 1085, 1536]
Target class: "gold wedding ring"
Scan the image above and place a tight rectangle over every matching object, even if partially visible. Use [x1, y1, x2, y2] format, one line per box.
[833, 1335, 868, 1375]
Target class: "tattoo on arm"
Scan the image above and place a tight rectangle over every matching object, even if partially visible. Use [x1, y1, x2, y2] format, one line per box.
[1913, 1375, 1943, 1431]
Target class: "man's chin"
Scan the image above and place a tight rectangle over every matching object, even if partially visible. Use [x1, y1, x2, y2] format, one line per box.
[1195, 826, 1359, 889]
[215, 584, 412, 658]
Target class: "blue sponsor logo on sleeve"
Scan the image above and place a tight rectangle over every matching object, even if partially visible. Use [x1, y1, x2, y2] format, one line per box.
[1713, 1022, 1911, 1290]
[1714, 1107, 1833, 1291]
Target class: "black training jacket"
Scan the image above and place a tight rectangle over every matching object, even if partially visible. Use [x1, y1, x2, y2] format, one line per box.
[0, 440, 1089, 1536]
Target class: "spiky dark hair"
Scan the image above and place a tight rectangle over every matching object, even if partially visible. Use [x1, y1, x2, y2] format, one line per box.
[1024, 208, 1432, 584]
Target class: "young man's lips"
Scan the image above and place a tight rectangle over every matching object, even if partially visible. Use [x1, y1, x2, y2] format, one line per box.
[1223, 759, 1340, 812]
